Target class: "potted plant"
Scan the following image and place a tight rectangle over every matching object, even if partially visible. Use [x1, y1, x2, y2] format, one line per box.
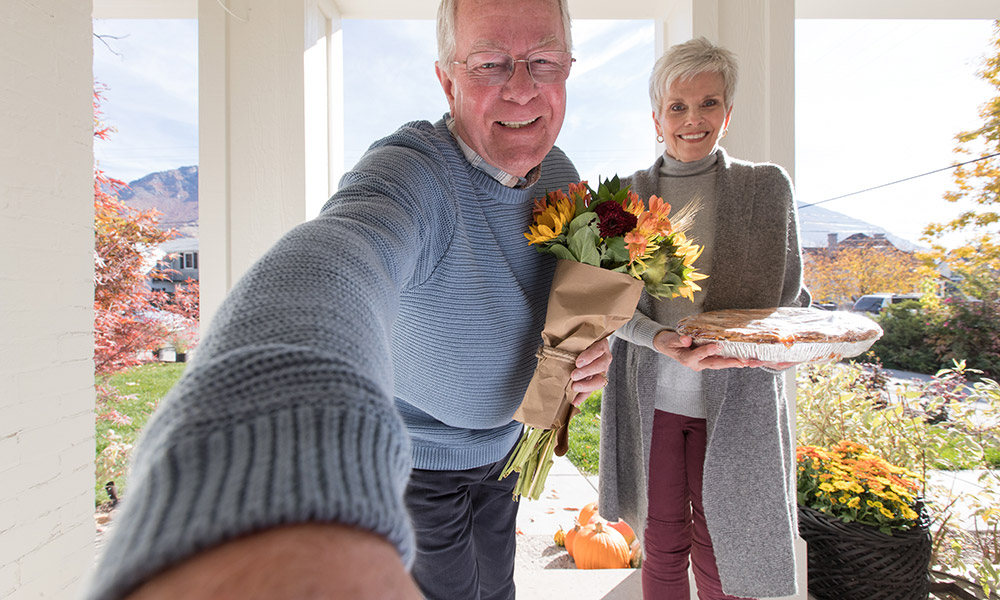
[166, 328, 197, 363]
[797, 440, 932, 600]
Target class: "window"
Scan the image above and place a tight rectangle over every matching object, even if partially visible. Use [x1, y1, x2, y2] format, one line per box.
[183, 252, 198, 270]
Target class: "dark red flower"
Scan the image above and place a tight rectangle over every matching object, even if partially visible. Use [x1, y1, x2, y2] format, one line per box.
[594, 200, 637, 238]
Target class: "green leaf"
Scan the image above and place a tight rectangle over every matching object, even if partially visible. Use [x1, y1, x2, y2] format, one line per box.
[569, 224, 601, 266]
[568, 211, 598, 236]
[546, 244, 576, 261]
[603, 236, 630, 268]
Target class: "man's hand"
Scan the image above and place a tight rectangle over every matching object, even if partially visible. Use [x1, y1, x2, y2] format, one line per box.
[651, 330, 750, 371]
[569, 338, 613, 405]
[128, 524, 421, 600]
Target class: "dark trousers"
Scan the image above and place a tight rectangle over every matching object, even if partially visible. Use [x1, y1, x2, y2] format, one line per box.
[643, 410, 753, 600]
[405, 448, 520, 600]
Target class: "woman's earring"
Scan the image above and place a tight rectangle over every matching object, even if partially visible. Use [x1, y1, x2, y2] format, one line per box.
[721, 129, 728, 138]
[656, 134, 665, 143]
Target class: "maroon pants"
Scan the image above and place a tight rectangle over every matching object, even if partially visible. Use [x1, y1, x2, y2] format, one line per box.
[642, 410, 753, 600]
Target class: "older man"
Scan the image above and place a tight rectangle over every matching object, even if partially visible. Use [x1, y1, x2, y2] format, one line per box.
[84, 1, 600, 599]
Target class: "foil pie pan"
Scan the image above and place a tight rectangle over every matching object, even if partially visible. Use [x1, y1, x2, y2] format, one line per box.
[691, 337, 881, 364]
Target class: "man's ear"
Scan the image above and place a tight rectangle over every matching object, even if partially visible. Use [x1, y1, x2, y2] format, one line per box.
[435, 62, 457, 112]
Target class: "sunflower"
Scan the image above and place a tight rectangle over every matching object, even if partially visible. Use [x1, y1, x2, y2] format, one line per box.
[525, 194, 574, 245]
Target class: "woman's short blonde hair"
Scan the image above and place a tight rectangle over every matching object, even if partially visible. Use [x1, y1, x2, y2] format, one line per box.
[649, 37, 738, 118]
[436, 0, 573, 70]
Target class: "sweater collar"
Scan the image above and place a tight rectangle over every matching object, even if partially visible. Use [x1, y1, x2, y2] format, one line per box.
[659, 148, 720, 177]
[445, 114, 541, 188]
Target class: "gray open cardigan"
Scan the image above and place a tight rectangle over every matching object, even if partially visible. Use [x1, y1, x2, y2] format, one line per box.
[598, 148, 811, 598]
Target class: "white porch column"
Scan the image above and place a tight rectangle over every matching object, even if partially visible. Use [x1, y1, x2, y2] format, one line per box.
[199, 0, 340, 327]
[305, 0, 344, 220]
[1, 2, 96, 597]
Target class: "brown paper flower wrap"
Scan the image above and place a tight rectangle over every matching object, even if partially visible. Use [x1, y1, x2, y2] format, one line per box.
[501, 177, 707, 500]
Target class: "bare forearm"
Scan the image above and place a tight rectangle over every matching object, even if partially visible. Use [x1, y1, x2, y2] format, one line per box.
[128, 524, 421, 600]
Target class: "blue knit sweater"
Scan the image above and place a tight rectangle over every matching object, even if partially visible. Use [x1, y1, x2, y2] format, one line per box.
[84, 117, 579, 600]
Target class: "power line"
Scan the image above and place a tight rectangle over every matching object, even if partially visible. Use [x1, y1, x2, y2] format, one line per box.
[798, 152, 1000, 210]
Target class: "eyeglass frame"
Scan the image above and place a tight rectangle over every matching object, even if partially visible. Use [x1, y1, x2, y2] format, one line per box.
[451, 50, 576, 87]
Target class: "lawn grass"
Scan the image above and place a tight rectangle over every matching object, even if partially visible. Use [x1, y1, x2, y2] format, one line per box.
[94, 362, 185, 504]
[566, 391, 602, 475]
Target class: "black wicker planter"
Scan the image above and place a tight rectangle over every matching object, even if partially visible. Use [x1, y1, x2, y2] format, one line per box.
[798, 504, 932, 600]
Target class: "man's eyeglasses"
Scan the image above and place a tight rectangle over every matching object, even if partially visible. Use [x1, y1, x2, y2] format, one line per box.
[452, 51, 575, 87]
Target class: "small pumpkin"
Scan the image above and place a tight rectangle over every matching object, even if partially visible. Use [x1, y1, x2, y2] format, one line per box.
[553, 526, 566, 547]
[577, 501, 600, 527]
[629, 539, 643, 569]
[564, 523, 582, 558]
[609, 519, 636, 546]
[572, 521, 630, 570]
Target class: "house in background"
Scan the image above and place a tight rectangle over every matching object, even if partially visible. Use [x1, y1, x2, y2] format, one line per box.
[150, 238, 200, 295]
[804, 232, 901, 258]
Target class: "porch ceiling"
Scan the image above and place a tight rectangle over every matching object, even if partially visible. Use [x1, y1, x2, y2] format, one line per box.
[92, 0, 1000, 20]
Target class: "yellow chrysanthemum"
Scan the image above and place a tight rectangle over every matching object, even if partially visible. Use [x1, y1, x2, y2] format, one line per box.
[879, 507, 895, 519]
[525, 196, 573, 245]
[847, 497, 861, 509]
[819, 482, 836, 493]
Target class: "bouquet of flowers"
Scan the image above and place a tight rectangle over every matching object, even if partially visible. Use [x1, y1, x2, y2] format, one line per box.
[501, 177, 706, 500]
[797, 441, 923, 533]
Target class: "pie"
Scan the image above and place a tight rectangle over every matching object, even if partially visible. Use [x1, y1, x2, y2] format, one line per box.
[675, 307, 883, 363]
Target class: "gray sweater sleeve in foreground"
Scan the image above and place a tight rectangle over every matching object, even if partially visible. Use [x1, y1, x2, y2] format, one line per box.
[81, 129, 452, 600]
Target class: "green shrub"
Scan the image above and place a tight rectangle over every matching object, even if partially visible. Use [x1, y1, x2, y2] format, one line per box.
[929, 293, 1000, 380]
[866, 300, 941, 374]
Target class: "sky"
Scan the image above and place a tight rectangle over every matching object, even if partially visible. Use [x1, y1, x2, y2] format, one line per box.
[92, 17, 997, 249]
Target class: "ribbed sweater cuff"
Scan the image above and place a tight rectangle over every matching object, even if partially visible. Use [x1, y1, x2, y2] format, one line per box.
[85, 351, 413, 600]
[618, 313, 671, 350]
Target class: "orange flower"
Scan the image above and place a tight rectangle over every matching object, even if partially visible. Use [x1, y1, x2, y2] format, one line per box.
[625, 230, 649, 262]
[568, 181, 591, 206]
[624, 190, 645, 217]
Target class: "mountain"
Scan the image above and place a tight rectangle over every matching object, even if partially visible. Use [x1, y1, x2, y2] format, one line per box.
[119, 166, 199, 238]
[796, 202, 920, 252]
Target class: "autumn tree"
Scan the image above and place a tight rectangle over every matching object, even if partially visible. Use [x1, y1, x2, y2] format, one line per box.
[93, 85, 199, 374]
[923, 20, 1000, 276]
[803, 244, 925, 307]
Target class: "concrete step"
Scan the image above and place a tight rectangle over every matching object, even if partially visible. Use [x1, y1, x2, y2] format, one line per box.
[515, 567, 640, 599]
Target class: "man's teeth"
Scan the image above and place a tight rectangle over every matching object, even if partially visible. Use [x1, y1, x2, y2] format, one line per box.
[500, 118, 539, 129]
[680, 132, 708, 141]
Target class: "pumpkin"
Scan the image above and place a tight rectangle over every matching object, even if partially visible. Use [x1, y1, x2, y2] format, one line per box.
[553, 526, 566, 547]
[609, 520, 636, 546]
[564, 523, 581, 558]
[629, 539, 643, 569]
[572, 521, 630, 570]
[577, 501, 600, 527]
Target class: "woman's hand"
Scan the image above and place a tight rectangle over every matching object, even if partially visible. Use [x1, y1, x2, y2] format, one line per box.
[652, 330, 749, 371]
[569, 338, 613, 405]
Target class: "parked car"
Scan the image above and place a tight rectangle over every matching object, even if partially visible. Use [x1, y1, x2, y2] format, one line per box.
[851, 293, 922, 314]
[811, 301, 839, 311]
